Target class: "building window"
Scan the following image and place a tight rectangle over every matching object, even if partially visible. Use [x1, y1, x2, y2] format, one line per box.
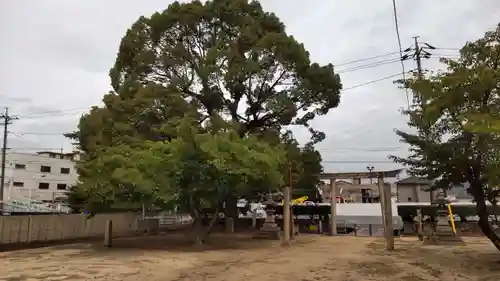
[14, 164, 26, 169]
[13, 182, 24, 187]
[40, 165, 51, 173]
[60, 167, 70, 174]
[38, 182, 50, 190]
[57, 183, 67, 190]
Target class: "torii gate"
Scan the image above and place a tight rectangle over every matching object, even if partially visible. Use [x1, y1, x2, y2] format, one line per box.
[317, 169, 403, 203]
[320, 169, 403, 185]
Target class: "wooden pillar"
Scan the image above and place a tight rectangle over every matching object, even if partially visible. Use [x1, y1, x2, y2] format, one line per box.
[290, 200, 296, 238]
[352, 177, 361, 185]
[329, 178, 337, 236]
[379, 173, 394, 251]
[251, 211, 257, 229]
[225, 217, 235, 233]
[378, 176, 386, 233]
[104, 220, 113, 248]
[283, 186, 291, 245]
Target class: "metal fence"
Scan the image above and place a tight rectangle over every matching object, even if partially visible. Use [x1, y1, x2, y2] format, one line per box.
[142, 213, 192, 228]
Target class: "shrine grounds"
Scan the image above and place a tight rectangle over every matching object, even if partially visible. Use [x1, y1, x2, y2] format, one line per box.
[1, 234, 499, 281]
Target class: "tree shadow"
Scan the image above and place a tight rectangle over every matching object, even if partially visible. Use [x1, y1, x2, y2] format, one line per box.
[366, 238, 500, 276]
[65, 231, 279, 255]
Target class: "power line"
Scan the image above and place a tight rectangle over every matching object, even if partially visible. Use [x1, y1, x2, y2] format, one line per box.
[7, 50, 461, 123]
[318, 147, 406, 152]
[342, 72, 408, 91]
[18, 111, 86, 120]
[337, 58, 402, 74]
[335, 51, 401, 67]
[322, 160, 396, 163]
[6, 138, 409, 152]
[10, 72, 413, 122]
[8, 132, 66, 136]
[8, 147, 68, 152]
[17, 108, 88, 117]
[8, 49, 463, 122]
[435, 47, 460, 51]
[391, 0, 410, 109]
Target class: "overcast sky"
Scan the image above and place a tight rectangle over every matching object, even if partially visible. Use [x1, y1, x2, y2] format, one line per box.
[1, 0, 499, 175]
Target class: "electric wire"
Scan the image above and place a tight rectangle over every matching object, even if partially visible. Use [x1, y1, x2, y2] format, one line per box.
[337, 59, 402, 74]
[334, 51, 401, 67]
[391, 0, 410, 109]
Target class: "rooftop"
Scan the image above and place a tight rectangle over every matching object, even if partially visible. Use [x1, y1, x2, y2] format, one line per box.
[320, 169, 403, 179]
[395, 176, 433, 185]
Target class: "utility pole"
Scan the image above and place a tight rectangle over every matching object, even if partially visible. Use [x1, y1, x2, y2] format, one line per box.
[0, 107, 18, 214]
[414, 36, 423, 80]
[402, 36, 435, 105]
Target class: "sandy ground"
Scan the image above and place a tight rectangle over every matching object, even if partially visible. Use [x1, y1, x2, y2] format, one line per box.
[0, 233, 499, 281]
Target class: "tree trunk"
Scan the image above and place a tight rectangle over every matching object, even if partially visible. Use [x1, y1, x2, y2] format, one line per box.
[224, 195, 238, 233]
[475, 199, 500, 251]
[191, 208, 220, 245]
[471, 183, 500, 251]
[201, 210, 220, 243]
[192, 218, 204, 245]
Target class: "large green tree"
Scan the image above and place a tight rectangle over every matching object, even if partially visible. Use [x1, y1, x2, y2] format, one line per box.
[77, 117, 285, 243]
[67, 0, 337, 214]
[392, 23, 500, 250]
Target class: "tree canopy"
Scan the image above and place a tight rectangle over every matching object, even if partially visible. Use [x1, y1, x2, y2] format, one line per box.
[109, 0, 341, 138]
[392, 23, 500, 250]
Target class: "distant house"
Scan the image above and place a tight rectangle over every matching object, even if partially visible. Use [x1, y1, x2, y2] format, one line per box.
[396, 176, 435, 203]
[448, 183, 473, 201]
[335, 180, 353, 186]
[396, 176, 475, 203]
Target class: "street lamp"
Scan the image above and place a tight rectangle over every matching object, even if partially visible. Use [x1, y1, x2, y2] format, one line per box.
[366, 166, 375, 184]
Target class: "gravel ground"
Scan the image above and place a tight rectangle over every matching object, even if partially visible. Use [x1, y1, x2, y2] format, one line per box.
[0, 233, 499, 281]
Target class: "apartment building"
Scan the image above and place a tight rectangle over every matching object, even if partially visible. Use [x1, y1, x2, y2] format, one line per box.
[2, 151, 79, 202]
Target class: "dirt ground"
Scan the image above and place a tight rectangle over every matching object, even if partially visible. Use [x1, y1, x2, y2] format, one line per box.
[0, 233, 499, 281]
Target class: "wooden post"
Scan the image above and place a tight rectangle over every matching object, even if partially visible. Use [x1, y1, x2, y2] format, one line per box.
[330, 178, 337, 236]
[251, 211, 257, 229]
[378, 175, 386, 233]
[417, 208, 423, 241]
[379, 173, 394, 251]
[225, 217, 235, 233]
[104, 220, 113, 248]
[289, 163, 296, 238]
[283, 186, 291, 245]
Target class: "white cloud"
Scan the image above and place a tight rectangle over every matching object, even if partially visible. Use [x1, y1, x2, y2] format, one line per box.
[0, 0, 499, 173]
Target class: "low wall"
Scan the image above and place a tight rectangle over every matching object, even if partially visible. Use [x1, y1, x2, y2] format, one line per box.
[0, 213, 139, 245]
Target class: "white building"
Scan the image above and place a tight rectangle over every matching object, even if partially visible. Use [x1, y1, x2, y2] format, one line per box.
[3, 151, 79, 202]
